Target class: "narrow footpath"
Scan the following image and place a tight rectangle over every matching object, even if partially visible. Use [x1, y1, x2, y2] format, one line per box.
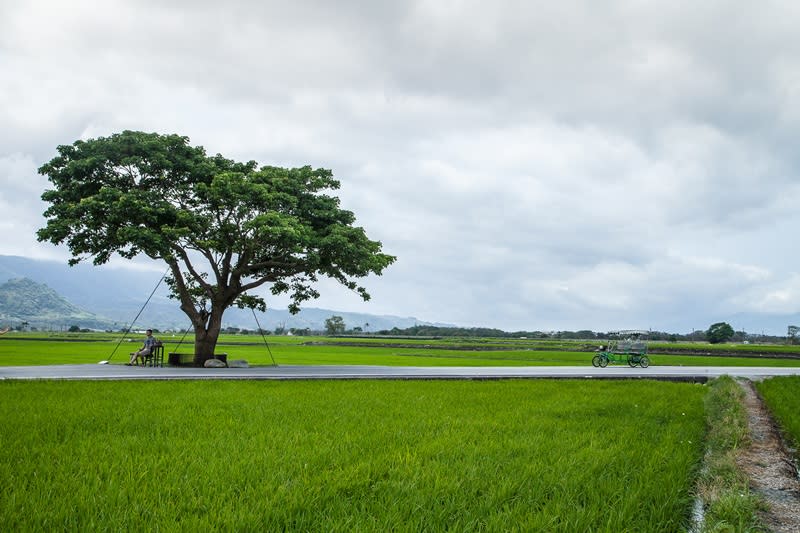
[736, 380, 800, 532]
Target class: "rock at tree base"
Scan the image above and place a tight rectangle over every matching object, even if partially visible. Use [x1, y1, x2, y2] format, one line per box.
[204, 358, 227, 368]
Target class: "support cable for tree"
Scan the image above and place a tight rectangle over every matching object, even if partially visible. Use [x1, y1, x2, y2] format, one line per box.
[100, 269, 168, 364]
[167, 324, 194, 355]
[251, 308, 277, 367]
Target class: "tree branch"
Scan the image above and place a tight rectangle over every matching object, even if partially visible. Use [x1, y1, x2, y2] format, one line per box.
[166, 258, 202, 325]
[173, 246, 215, 299]
[234, 258, 303, 277]
[239, 276, 273, 293]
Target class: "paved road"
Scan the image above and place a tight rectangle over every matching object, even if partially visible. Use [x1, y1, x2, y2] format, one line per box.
[2, 364, 800, 381]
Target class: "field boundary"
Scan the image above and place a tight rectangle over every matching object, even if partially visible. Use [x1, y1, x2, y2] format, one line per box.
[736, 380, 800, 530]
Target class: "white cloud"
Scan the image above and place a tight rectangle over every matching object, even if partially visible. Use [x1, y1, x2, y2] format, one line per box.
[0, 154, 58, 259]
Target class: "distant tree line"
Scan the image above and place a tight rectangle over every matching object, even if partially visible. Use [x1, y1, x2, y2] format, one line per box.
[33, 319, 793, 344]
[372, 324, 787, 343]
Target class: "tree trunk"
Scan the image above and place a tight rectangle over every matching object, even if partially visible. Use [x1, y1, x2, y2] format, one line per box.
[192, 309, 224, 367]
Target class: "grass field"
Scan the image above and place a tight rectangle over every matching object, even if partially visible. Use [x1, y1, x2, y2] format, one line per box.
[0, 379, 706, 531]
[755, 376, 800, 454]
[2, 332, 800, 367]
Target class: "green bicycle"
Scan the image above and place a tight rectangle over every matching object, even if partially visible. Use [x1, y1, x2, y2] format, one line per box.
[592, 330, 650, 368]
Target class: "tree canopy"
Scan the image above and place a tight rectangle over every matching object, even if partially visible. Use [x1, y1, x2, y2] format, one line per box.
[37, 130, 396, 363]
[706, 322, 735, 344]
[788, 325, 799, 344]
[324, 315, 346, 335]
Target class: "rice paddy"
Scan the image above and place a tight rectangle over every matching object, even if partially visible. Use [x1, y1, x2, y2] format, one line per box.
[2, 333, 796, 530]
[2, 332, 800, 367]
[756, 376, 800, 453]
[0, 379, 706, 531]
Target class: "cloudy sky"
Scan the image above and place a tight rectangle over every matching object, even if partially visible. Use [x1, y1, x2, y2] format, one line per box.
[2, 0, 800, 333]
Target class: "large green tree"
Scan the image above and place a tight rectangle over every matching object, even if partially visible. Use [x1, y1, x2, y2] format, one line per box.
[706, 322, 734, 344]
[37, 131, 395, 365]
[324, 315, 346, 335]
[788, 325, 799, 344]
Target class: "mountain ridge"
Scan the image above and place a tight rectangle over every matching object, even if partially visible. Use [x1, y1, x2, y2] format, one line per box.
[0, 277, 110, 329]
[1, 255, 795, 335]
[0, 255, 449, 332]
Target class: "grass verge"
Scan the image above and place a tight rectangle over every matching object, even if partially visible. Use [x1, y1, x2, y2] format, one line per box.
[696, 376, 765, 532]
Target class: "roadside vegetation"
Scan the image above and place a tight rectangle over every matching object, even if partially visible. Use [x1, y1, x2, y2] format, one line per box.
[0, 379, 706, 531]
[756, 376, 800, 454]
[696, 376, 765, 532]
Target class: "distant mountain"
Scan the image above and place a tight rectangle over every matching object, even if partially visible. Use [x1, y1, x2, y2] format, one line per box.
[0, 277, 114, 329]
[0, 255, 449, 332]
[1, 255, 795, 335]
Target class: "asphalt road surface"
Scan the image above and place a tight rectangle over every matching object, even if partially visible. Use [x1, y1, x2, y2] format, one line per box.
[2, 364, 800, 381]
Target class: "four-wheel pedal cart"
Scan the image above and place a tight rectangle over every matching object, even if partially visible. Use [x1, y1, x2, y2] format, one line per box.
[592, 330, 650, 368]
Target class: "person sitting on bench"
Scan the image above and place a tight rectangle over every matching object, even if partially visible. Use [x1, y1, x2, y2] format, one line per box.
[127, 329, 157, 366]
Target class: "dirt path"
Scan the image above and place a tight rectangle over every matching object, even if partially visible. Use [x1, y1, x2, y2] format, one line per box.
[736, 380, 800, 532]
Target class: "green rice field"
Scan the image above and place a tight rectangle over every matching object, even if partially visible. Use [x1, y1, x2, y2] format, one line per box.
[0, 379, 706, 531]
[2, 332, 800, 367]
[756, 376, 800, 453]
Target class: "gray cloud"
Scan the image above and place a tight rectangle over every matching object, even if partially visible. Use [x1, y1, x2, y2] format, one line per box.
[2, 0, 799, 333]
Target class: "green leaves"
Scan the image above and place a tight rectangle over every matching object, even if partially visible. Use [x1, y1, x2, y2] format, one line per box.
[38, 131, 396, 341]
[706, 322, 735, 344]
